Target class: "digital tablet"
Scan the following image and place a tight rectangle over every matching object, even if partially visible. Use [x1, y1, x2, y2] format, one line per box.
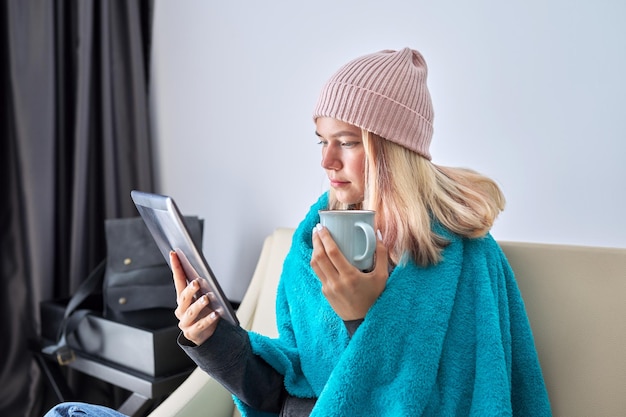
[131, 190, 239, 326]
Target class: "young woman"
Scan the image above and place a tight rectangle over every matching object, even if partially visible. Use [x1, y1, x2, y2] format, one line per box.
[45, 48, 551, 416]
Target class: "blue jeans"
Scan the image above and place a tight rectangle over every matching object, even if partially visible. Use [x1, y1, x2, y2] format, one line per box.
[44, 402, 128, 417]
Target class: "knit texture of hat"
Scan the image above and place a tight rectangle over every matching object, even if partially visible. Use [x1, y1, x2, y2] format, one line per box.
[313, 48, 434, 160]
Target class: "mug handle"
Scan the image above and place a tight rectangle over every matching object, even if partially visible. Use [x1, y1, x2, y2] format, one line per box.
[353, 221, 376, 263]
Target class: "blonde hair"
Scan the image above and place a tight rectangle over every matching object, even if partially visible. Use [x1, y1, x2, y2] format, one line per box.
[328, 131, 506, 266]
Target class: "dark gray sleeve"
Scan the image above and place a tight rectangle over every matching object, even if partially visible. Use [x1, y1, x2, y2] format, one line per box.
[178, 319, 286, 413]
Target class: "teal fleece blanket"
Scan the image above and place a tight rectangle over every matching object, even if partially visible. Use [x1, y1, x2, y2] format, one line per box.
[237, 193, 551, 416]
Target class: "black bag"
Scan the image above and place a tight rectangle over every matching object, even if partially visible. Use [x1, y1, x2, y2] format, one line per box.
[102, 216, 203, 328]
[43, 215, 203, 364]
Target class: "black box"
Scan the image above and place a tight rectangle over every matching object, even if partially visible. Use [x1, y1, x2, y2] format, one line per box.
[40, 296, 194, 377]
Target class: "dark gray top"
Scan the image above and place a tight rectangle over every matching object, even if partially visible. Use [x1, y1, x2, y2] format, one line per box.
[179, 318, 363, 416]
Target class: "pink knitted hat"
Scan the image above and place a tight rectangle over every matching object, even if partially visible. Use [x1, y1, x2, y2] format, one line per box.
[313, 48, 434, 160]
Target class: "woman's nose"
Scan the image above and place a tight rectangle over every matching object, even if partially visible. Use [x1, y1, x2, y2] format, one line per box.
[321, 147, 342, 170]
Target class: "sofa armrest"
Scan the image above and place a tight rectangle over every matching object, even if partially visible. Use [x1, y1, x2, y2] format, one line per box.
[147, 367, 233, 417]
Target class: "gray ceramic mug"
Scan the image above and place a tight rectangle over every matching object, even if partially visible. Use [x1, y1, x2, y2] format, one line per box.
[318, 210, 376, 271]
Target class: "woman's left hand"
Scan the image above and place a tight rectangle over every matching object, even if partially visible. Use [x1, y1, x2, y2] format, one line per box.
[310, 224, 389, 320]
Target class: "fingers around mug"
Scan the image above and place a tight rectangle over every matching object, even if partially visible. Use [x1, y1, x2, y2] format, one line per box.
[312, 224, 349, 276]
[310, 227, 326, 278]
[371, 235, 390, 276]
[322, 226, 355, 271]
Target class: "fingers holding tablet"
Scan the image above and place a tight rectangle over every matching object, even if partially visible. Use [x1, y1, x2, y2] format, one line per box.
[175, 278, 221, 344]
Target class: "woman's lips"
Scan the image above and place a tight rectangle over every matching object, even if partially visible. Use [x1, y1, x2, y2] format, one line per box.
[329, 179, 350, 187]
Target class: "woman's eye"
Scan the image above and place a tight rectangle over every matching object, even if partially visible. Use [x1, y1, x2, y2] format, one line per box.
[341, 141, 359, 148]
[316, 139, 359, 148]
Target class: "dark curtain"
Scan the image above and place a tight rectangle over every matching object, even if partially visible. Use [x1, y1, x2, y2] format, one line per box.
[0, 1, 155, 416]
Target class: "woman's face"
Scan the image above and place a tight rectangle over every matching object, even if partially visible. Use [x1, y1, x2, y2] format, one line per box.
[315, 117, 366, 205]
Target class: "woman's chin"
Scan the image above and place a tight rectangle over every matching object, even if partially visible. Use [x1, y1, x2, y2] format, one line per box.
[334, 192, 363, 206]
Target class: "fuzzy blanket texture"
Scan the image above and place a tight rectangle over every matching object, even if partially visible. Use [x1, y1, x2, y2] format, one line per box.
[237, 193, 551, 416]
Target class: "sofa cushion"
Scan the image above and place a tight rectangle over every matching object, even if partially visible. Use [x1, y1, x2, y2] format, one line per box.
[500, 241, 626, 417]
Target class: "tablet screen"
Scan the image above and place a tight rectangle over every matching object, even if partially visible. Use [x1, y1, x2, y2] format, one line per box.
[131, 190, 239, 326]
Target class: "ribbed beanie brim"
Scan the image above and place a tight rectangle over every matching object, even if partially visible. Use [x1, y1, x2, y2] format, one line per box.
[313, 48, 434, 160]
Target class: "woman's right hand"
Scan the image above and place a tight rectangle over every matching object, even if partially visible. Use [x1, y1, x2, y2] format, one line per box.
[171, 251, 220, 345]
[311, 225, 389, 321]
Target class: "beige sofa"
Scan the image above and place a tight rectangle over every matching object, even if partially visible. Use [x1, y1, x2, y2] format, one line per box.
[148, 228, 626, 417]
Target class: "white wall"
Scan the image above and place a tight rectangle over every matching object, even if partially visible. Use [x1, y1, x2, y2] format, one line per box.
[150, 0, 626, 301]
